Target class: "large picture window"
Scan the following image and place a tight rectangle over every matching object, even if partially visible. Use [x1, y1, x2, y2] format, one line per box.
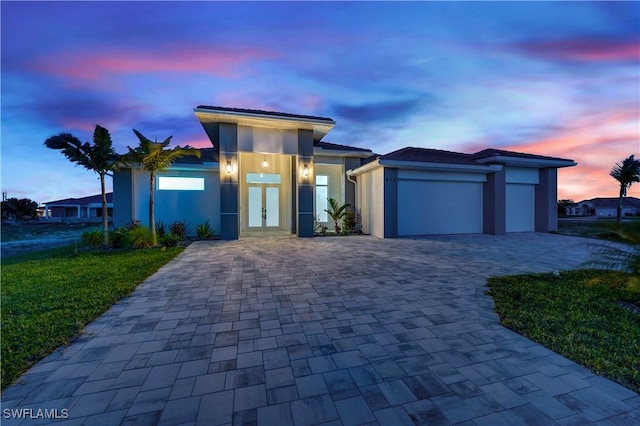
[158, 176, 205, 191]
[315, 175, 328, 222]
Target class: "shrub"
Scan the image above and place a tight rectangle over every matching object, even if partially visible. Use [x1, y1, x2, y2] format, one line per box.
[314, 215, 328, 236]
[160, 232, 181, 248]
[128, 226, 154, 248]
[155, 221, 166, 239]
[343, 209, 356, 234]
[81, 229, 103, 248]
[195, 221, 215, 240]
[169, 220, 188, 238]
[125, 220, 143, 231]
[110, 228, 131, 249]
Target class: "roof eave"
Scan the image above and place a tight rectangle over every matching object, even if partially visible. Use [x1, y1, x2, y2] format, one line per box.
[194, 108, 336, 141]
[313, 146, 373, 158]
[347, 159, 502, 176]
[474, 155, 577, 168]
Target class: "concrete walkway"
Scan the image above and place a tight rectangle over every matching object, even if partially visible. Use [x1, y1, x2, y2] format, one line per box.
[2, 234, 639, 425]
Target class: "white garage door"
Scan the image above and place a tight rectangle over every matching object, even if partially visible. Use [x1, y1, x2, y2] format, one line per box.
[506, 184, 535, 232]
[397, 180, 483, 236]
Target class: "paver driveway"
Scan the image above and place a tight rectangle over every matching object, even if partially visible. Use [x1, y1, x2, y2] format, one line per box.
[2, 234, 639, 425]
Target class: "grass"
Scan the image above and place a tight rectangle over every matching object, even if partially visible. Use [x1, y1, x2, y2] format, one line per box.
[557, 217, 640, 241]
[1, 221, 100, 242]
[1, 244, 184, 389]
[487, 270, 640, 393]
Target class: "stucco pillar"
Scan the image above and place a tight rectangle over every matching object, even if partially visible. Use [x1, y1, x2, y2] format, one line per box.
[536, 168, 557, 232]
[219, 123, 239, 240]
[383, 168, 398, 238]
[297, 129, 314, 237]
[483, 170, 506, 235]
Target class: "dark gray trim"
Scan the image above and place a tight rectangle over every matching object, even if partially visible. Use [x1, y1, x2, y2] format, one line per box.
[218, 123, 239, 239]
[483, 169, 506, 235]
[535, 168, 557, 232]
[297, 129, 314, 237]
[383, 168, 398, 238]
[291, 156, 297, 235]
[113, 169, 133, 228]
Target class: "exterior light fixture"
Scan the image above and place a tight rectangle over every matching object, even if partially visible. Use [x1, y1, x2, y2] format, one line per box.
[262, 157, 268, 169]
[302, 164, 309, 178]
[225, 160, 233, 174]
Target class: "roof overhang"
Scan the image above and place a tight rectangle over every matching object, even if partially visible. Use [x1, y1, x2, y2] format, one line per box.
[473, 155, 577, 168]
[313, 146, 373, 158]
[347, 158, 503, 176]
[194, 108, 335, 142]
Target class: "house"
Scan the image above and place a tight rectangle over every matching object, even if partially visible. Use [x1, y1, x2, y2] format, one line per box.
[43, 193, 113, 219]
[113, 106, 576, 238]
[565, 197, 640, 217]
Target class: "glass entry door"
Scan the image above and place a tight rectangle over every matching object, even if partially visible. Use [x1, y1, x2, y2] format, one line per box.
[248, 186, 279, 228]
[246, 173, 281, 229]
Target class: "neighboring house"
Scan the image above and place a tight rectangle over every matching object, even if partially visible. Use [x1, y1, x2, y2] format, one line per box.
[113, 106, 576, 239]
[43, 193, 113, 219]
[565, 197, 640, 217]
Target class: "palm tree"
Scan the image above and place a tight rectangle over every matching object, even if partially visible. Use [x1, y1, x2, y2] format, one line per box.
[324, 198, 351, 234]
[124, 129, 200, 246]
[610, 155, 640, 224]
[44, 125, 119, 246]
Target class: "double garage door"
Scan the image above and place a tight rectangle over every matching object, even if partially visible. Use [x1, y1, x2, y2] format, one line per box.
[396, 172, 536, 236]
[397, 179, 484, 236]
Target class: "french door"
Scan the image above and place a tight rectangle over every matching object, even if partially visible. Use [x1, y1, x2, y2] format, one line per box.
[248, 185, 280, 228]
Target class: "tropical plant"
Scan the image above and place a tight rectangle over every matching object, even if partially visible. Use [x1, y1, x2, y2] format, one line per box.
[610, 155, 640, 224]
[324, 198, 351, 234]
[587, 223, 640, 276]
[159, 232, 182, 248]
[1, 198, 39, 221]
[342, 208, 357, 234]
[123, 130, 200, 246]
[44, 125, 119, 246]
[169, 220, 189, 238]
[155, 221, 166, 239]
[313, 214, 328, 236]
[195, 220, 215, 240]
[128, 226, 155, 249]
[81, 229, 103, 248]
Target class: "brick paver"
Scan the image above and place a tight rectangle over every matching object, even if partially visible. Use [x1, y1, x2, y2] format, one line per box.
[2, 233, 639, 425]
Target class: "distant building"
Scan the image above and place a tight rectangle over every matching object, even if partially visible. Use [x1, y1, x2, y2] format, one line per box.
[565, 197, 640, 217]
[42, 193, 113, 219]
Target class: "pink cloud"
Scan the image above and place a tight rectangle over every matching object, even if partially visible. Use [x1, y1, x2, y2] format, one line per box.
[459, 109, 639, 201]
[517, 39, 640, 62]
[30, 44, 279, 82]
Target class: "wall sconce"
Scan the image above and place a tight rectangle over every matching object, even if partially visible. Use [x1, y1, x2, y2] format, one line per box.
[302, 164, 309, 178]
[262, 157, 268, 169]
[225, 160, 233, 174]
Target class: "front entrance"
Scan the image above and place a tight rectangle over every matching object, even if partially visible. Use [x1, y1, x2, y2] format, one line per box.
[248, 185, 279, 228]
[246, 172, 281, 230]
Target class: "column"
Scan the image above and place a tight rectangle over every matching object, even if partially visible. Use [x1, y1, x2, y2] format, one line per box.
[297, 129, 314, 237]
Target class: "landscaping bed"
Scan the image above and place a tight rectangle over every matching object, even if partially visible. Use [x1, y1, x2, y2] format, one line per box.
[487, 270, 640, 393]
[1, 245, 184, 389]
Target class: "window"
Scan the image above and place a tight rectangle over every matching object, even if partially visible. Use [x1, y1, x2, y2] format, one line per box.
[246, 173, 281, 184]
[158, 176, 205, 191]
[315, 175, 328, 222]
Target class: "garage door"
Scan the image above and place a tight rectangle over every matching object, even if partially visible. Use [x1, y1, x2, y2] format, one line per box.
[506, 183, 535, 232]
[397, 180, 483, 236]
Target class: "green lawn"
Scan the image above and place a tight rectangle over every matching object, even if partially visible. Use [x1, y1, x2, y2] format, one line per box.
[1, 245, 184, 389]
[557, 217, 640, 240]
[487, 270, 640, 393]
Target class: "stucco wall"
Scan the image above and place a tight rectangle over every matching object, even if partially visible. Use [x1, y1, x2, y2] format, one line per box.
[129, 168, 220, 236]
[359, 167, 385, 238]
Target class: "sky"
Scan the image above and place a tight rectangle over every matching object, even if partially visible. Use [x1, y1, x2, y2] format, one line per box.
[1, 1, 639, 205]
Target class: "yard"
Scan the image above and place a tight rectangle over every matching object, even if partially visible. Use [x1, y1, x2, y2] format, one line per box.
[557, 217, 640, 240]
[1, 221, 101, 257]
[1, 245, 184, 389]
[488, 270, 640, 393]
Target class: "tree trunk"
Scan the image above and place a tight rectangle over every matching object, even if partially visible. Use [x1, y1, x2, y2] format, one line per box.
[150, 172, 157, 246]
[100, 172, 109, 246]
[617, 186, 624, 225]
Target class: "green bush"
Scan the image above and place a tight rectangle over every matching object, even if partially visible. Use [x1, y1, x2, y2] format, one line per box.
[195, 220, 215, 240]
[159, 232, 181, 248]
[155, 221, 166, 239]
[110, 228, 131, 249]
[128, 226, 154, 248]
[81, 229, 103, 248]
[169, 220, 188, 238]
[342, 209, 356, 234]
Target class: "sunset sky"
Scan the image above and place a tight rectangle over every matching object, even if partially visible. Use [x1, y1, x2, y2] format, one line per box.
[1, 1, 638, 205]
